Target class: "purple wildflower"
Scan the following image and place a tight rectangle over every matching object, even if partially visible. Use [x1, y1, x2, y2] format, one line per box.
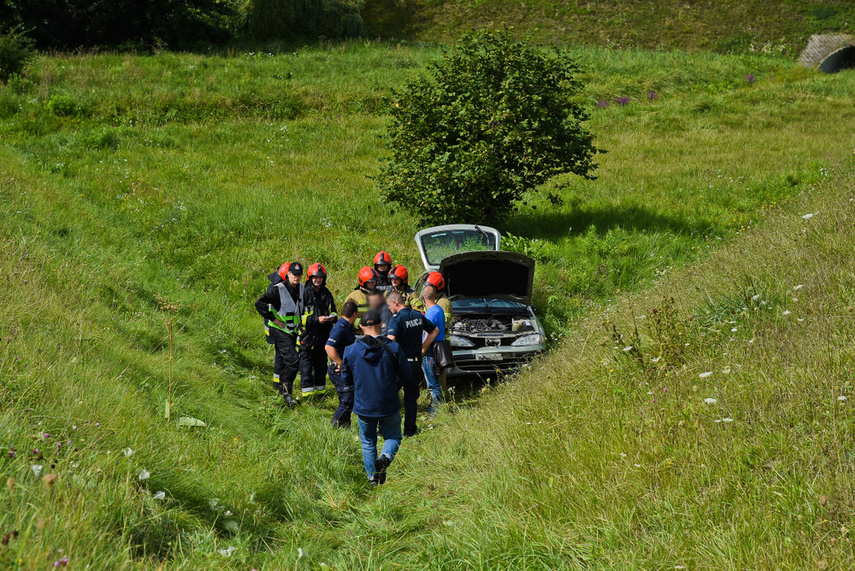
[54, 557, 68, 567]
[42, 433, 50, 439]
[95, 423, 100, 427]
[746, 74, 755, 85]
[614, 96, 631, 106]
[597, 99, 609, 109]
[648, 90, 658, 101]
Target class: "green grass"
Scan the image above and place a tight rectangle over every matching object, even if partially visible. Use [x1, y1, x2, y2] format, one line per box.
[1, 42, 855, 568]
[363, 0, 855, 57]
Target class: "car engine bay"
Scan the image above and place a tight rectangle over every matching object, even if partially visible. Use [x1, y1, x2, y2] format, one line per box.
[451, 314, 536, 337]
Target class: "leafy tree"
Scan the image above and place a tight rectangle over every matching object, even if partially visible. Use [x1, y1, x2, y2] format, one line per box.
[378, 30, 598, 225]
[0, 27, 33, 83]
[0, 0, 236, 49]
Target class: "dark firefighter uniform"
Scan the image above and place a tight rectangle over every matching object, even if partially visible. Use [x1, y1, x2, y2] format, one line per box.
[299, 264, 337, 397]
[373, 251, 393, 293]
[255, 262, 305, 407]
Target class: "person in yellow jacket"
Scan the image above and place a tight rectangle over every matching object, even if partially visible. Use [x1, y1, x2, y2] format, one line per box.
[386, 265, 424, 312]
[343, 266, 377, 324]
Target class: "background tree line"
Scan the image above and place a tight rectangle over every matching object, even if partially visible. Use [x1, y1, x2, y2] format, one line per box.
[0, 0, 363, 50]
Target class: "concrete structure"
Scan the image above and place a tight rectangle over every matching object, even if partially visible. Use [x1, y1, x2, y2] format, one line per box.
[798, 34, 855, 73]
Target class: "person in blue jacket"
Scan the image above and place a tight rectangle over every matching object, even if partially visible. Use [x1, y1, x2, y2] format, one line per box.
[341, 309, 413, 486]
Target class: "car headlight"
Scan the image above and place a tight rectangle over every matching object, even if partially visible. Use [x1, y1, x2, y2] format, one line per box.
[511, 334, 543, 347]
[449, 335, 476, 348]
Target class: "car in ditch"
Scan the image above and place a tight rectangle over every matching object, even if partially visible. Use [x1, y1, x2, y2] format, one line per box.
[414, 224, 546, 376]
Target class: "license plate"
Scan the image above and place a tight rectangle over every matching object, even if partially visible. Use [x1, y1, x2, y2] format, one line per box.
[476, 353, 503, 361]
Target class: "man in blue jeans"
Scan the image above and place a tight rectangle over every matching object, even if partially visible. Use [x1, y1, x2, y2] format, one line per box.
[325, 300, 359, 428]
[421, 286, 446, 414]
[341, 309, 413, 485]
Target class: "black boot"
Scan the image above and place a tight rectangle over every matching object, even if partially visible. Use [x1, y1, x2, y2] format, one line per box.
[282, 380, 297, 408]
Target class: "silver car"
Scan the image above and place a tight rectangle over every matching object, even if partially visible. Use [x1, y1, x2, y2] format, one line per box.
[414, 224, 546, 376]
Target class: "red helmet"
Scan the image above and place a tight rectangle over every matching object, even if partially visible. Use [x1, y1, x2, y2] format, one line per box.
[389, 265, 408, 284]
[426, 271, 445, 291]
[278, 263, 289, 281]
[307, 263, 327, 279]
[358, 266, 377, 288]
[373, 251, 392, 267]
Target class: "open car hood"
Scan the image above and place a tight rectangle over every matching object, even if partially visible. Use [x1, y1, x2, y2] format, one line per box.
[439, 250, 535, 304]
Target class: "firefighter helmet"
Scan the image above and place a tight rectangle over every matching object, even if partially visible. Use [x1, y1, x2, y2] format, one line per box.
[308, 263, 327, 279]
[426, 271, 445, 291]
[373, 251, 392, 268]
[389, 265, 408, 284]
[357, 266, 377, 288]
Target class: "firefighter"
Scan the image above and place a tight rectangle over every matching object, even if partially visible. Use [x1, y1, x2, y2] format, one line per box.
[386, 265, 424, 312]
[299, 263, 337, 399]
[343, 266, 377, 322]
[373, 251, 393, 293]
[255, 262, 305, 407]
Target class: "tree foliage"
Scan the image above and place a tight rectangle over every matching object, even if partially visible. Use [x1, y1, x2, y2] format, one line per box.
[0, 27, 33, 83]
[250, 0, 362, 40]
[0, 0, 236, 49]
[377, 30, 598, 225]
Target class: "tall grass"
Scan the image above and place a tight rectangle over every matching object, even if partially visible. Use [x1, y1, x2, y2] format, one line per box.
[1, 43, 855, 568]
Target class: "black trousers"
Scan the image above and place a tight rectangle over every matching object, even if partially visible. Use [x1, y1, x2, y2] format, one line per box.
[329, 363, 354, 428]
[299, 344, 328, 392]
[270, 328, 299, 396]
[402, 358, 425, 437]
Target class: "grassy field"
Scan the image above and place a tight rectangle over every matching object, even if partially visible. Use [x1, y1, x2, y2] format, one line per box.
[363, 0, 855, 56]
[1, 41, 855, 569]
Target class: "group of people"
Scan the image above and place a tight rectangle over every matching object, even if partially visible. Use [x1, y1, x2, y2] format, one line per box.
[254, 252, 453, 485]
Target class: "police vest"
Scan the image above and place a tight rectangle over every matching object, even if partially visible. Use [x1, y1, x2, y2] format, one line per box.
[267, 282, 305, 335]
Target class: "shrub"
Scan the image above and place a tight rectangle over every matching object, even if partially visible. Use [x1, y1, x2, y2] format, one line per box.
[0, 27, 34, 83]
[47, 94, 86, 117]
[377, 30, 599, 225]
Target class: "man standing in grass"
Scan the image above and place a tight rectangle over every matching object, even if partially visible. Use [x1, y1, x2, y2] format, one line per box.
[255, 262, 305, 408]
[423, 274, 452, 392]
[299, 263, 337, 399]
[386, 291, 438, 437]
[342, 309, 412, 486]
[421, 287, 446, 415]
[326, 300, 358, 428]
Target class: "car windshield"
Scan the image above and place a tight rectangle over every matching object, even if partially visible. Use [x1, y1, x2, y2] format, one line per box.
[452, 298, 528, 312]
[419, 228, 497, 267]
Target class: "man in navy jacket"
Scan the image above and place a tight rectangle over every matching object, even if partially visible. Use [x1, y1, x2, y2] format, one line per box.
[342, 309, 412, 485]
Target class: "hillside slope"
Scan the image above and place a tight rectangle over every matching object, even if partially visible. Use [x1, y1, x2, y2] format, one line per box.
[363, 0, 855, 56]
[356, 162, 855, 570]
